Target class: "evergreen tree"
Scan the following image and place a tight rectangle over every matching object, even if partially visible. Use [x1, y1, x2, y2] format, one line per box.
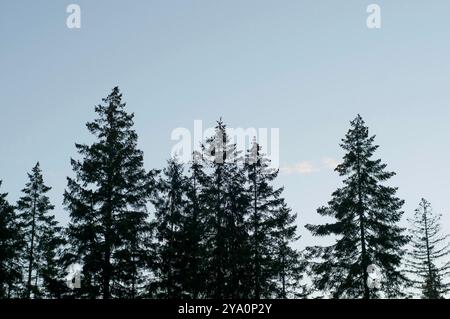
[17, 162, 64, 298]
[201, 119, 252, 298]
[38, 227, 67, 298]
[244, 140, 284, 298]
[0, 181, 24, 298]
[407, 199, 450, 298]
[271, 202, 305, 298]
[305, 115, 409, 299]
[178, 152, 208, 298]
[64, 87, 154, 299]
[151, 158, 186, 298]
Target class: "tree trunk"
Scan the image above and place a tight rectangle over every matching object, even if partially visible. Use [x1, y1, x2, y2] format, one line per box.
[27, 191, 37, 299]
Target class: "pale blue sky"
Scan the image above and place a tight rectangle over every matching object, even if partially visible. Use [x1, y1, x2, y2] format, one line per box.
[1, 0, 450, 249]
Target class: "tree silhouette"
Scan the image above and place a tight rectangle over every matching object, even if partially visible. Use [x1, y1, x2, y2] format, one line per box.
[0, 181, 24, 298]
[407, 199, 450, 298]
[64, 87, 155, 299]
[244, 140, 303, 298]
[306, 115, 409, 299]
[178, 152, 208, 298]
[150, 158, 186, 298]
[17, 163, 64, 298]
[201, 120, 252, 298]
[272, 202, 305, 298]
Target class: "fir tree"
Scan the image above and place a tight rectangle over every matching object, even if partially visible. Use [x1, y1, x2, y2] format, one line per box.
[64, 87, 154, 299]
[407, 199, 450, 298]
[271, 202, 305, 298]
[305, 115, 409, 299]
[201, 119, 251, 298]
[244, 140, 285, 298]
[17, 162, 64, 298]
[0, 181, 24, 298]
[151, 158, 186, 298]
[178, 152, 208, 298]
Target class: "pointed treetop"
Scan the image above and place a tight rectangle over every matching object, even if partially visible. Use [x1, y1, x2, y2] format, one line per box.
[32, 161, 41, 171]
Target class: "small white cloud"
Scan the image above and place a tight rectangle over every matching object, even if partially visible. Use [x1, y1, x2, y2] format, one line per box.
[322, 157, 339, 169]
[280, 161, 319, 175]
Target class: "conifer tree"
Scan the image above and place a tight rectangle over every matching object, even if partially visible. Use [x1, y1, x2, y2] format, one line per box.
[407, 199, 450, 298]
[306, 115, 409, 299]
[201, 119, 252, 298]
[64, 87, 154, 299]
[151, 158, 186, 298]
[0, 181, 24, 298]
[178, 152, 208, 298]
[17, 162, 64, 298]
[244, 141, 304, 298]
[271, 202, 305, 298]
[244, 140, 283, 298]
[38, 224, 67, 298]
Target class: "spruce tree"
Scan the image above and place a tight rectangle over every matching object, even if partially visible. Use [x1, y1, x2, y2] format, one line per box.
[244, 140, 284, 298]
[151, 158, 186, 298]
[178, 152, 208, 298]
[0, 181, 24, 298]
[407, 199, 450, 298]
[201, 119, 251, 298]
[38, 223, 67, 298]
[64, 87, 154, 299]
[271, 202, 305, 298]
[305, 115, 409, 299]
[17, 162, 64, 298]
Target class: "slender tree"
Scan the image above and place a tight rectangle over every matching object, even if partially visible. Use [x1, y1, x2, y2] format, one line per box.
[306, 115, 409, 299]
[271, 202, 305, 298]
[17, 162, 64, 298]
[202, 119, 252, 298]
[64, 87, 154, 299]
[407, 199, 450, 298]
[0, 181, 24, 298]
[244, 140, 290, 298]
[178, 152, 208, 298]
[151, 158, 186, 298]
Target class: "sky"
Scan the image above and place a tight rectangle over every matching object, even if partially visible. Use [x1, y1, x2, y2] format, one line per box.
[1, 0, 450, 251]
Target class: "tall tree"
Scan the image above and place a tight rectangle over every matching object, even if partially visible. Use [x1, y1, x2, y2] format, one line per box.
[17, 162, 64, 298]
[202, 119, 252, 298]
[271, 202, 305, 298]
[178, 152, 208, 298]
[306, 115, 409, 299]
[64, 87, 154, 299]
[407, 199, 450, 299]
[151, 158, 186, 298]
[0, 181, 24, 298]
[244, 140, 304, 298]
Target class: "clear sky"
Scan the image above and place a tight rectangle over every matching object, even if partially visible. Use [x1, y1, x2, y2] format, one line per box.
[1, 0, 449, 250]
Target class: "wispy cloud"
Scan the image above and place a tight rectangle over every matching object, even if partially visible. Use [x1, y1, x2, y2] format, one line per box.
[322, 157, 339, 170]
[280, 157, 339, 175]
[280, 161, 319, 175]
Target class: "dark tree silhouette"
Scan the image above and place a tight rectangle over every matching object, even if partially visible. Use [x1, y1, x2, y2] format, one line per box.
[244, 140, 303, 298]
[17, 162, 64, 298]
[306, 115, 409, 299]
[64, 87, 155, 299]
[178, 152, 208, 298]
[407, 199, 450, 298]
[0, 181, 24, 298]
[271, 202, 305, 298]
[150, 158, 186, 298]
[201, 119, 252, 298]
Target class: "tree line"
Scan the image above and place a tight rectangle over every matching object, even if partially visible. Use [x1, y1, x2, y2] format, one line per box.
[0, 87, 449, 299]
